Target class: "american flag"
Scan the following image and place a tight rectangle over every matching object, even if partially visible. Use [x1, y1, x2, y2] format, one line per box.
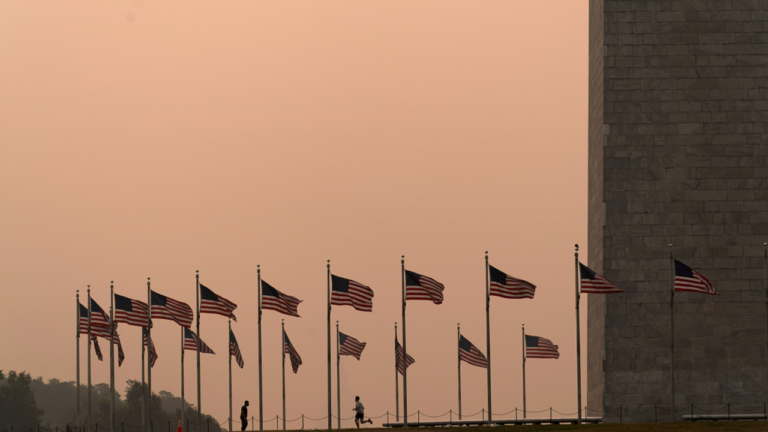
[525, 335, 559, 359]
[338, 332, 366, 360]
[200, 284, 238, 321]
[230, 329, 244, 369]
[331, 275, 374, 312]
[459, 335, 488, 368]
[261, 281, 302, 317]
[489, 265, 536, 299]
[283, 330, 302, 373]
[674, 260, 718, 295]
[143, 328, 158, 368]
[89, 298, 112, 328]
[395, 337, 415, 375]
[151, 290, 194, 327]
[184, 328, 215, 354]
[79, 304, 125, 366]
[115, 294, 149, 327]
[92, 336, 103, 361]
[405, 270, 444, 304]
[579, 263, 624, 294]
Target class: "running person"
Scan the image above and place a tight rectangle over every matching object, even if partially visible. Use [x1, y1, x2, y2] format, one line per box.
[353, 396, 373, 428]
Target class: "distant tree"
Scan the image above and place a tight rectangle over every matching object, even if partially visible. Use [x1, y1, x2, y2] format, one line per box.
[0, 370, 44, 429]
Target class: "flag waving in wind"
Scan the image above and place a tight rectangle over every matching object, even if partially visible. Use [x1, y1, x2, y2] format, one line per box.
[525, 335, 559, 359]
[80, 303, 125, 366]
[184, 328, 215, 354]
[338, 332, 367, 360]
[405, 270, 444, 304]
[143, 328, 158, 367]
[261, 281, 302, 317]
[115, 294, 149, 327]
[284, 331, 302, 373]
[200, 284, 238, 321]
[459, 335, 488, 368]
[151, 291, 194, 327]
[395, 337, 415, 374]
[331, 275, 374, 312]
[489, 265, 536, 299]
[674, 260, 717, 295]
[579, 263, 624, 294]
[230, 329, 244, 368]
[89, 298, 112, 328]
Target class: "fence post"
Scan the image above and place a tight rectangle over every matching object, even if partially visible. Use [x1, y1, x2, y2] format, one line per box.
[206, 419, 209, 432]
[550, 407, 552, 423]
[418, 411, 420, 425]
[691, 404, 693, 419]
[150, 422, 153, 432]
[449, 410, 451, 424]
[168, 422, 170, 432]
[481, 409, 484, 423]
[727, 403, 730, 420]
[655, 405, 657, 423]
[620, 406, 622, 423]
[96, 425, 98, 432]
[122, 423, 124, 432]
[515, 408, 517, 422]
[301, 415, 303, 431]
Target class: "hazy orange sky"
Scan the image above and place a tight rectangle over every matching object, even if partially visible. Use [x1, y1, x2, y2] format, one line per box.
[1, 1, 588, 428]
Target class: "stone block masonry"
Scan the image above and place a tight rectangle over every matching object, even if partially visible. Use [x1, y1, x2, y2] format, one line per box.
[588, 0, 768, 423]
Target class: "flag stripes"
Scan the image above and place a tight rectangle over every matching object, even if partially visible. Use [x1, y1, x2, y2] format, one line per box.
[261, 281, 302, 317]
[331, 275, 374, 312]
[89, 298, 112, 328]
[200, 284, 238, 321]
[114, 294, 149, 327]
[579, 263, 624, 294]
[674, 260, 718, 295]
[489, 265, 536, 299]
[230, 329, 244, 368]
[79, 303, 125, 366]
[284, 331, 302, 373]
[459, 335, 488, 368]
[395, 337, 415, 375]
[338, 332, 366, 360]
[151, 291, 194, 327]
[143, 328, 158, 368]
[184, 328, 215, 354]
[525, 335, 559, 359]
[405, 270, 445, 304]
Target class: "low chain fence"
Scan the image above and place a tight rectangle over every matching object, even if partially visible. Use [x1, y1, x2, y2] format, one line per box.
[5, 403, 767, 431]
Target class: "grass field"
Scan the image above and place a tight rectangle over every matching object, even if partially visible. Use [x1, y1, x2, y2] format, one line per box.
[348, 422, 767, 432]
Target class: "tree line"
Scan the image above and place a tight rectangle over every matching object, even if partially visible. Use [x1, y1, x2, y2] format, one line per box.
[0, 371, 221, 432]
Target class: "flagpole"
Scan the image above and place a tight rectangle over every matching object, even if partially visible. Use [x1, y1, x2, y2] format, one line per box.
[182, 326, 186, 432]
[258, 265, 263, 431]
[669, 245, 675, 421]
[575, 245, 582, 425]
[764, 242, 767, 404]
[76, 290, 81, 432]
[394, 322, 399, 423]
[485, 252, 491, 424]
[522, 324, 526, 419]
[142, 329, 146, 432]
[282, 320, 286, 432]
[110, 282, 115, 432]
[229, 320, 232, 432]
[87, 286, 92, 432]
[327, 260, 332, 430]
[196, 270, 202, 429]
[457, 323, 461, 421]
[336, 321, 340, 429]
[401, 256, 408, 428]
[147, 278, 152, 432]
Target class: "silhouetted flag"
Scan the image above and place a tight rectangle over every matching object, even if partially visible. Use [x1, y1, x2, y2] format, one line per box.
[331, 275, 374, 312]
[230, 329, 244, 369]
[579, 263, 623, 294]
[489, 265, 536, 299]
[674, 260, 717, 295]
[115, 294, 149, 327]
[89, 298, 112, 328]
[459, 335, 488, 368]
[143, 328, 158, 368]
[405, 270, 444, 304]
[80, 303, 125, 366]
[525, 335, 559, 359]
[151, 290, 194, 327]
[261, 281, 302, 317]
[395, 337, 415, 375]
[338, 332, 366, 360]
[184, 328, 215, 354]
[284, 330, 302, 373]
[92, 336, 103, 361]
[200, 284, 238, 321]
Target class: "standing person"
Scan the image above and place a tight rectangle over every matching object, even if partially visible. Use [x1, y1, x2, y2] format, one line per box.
[240, 400, 249, 431]
[353, 396, 373, 428]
